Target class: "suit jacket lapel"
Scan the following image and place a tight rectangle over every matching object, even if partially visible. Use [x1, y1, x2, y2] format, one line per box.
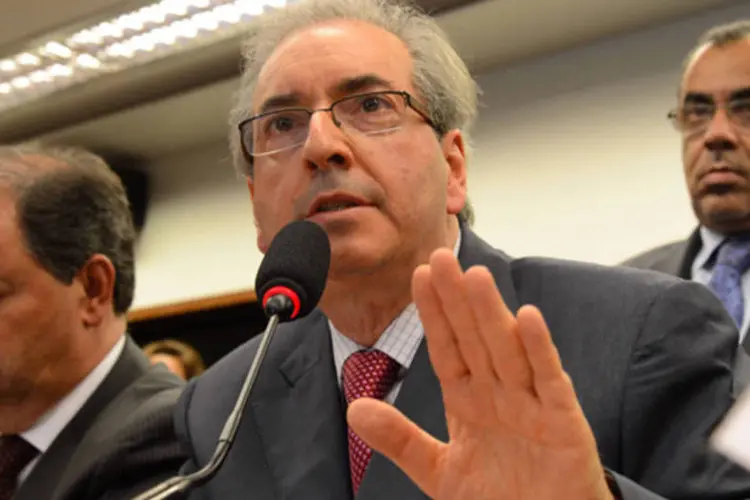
[15, 337, 146, 500]
[357, 226, 521, 500]
[457, 228, 521, 316]
[356, 341, 445, 500]
[252, 311, 352, 500]
[677, 228, 702, 279]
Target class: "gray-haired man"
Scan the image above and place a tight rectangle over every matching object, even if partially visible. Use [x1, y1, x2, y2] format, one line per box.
[172, 2, 750, 499]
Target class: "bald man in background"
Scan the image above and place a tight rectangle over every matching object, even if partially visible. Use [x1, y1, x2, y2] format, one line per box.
[624, 20, 750, 389]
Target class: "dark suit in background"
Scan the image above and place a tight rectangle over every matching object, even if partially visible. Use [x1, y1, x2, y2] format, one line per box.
[15, 337, 186, 500]
[624, 230, 750, 390]
[173, 228, 750, 500]
[622, 230, 700, 280]
[621, 18, 750, 394]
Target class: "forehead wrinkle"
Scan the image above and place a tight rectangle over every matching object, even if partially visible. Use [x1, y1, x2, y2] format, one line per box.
[252, 19, 413, 112]
[682, 41, 750, 98]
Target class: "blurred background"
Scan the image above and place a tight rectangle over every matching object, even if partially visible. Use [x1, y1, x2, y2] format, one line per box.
[1, 0, 748, 365]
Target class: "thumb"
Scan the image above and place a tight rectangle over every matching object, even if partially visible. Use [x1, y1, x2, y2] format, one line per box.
[347, 397, 445, 497]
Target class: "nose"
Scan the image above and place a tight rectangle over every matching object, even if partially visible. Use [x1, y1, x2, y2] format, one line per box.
[704, 107, 739, 154]
[301, 111, 353, 171]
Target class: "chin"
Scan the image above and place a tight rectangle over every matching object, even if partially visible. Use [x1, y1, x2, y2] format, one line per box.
[327, 238, 399, 278]
[700, 199, 750, 230]
[328, 250, 387, 278]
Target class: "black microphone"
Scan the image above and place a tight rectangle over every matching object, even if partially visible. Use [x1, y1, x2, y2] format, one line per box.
[132, 220, 331, 500]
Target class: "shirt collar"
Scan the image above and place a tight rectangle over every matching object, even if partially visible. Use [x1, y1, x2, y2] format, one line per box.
[21, 336, 126, 454]
[695, 225, 727, 271]
[329, 229, 462, 380]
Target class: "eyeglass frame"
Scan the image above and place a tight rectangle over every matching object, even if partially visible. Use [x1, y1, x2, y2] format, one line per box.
[237, 90, 442, 162]
[667, 97, 750, 136]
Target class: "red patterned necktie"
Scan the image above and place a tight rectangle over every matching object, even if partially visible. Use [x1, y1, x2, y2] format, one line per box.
[342, 350, 400, 495]
[0, 435, 38, 500]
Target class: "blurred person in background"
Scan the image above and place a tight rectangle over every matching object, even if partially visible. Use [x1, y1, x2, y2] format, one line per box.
[624, 20, 750, 388]
[170, 1, 750, 499]
[0, 143, 186, 500]
[144, 339, 206, 380]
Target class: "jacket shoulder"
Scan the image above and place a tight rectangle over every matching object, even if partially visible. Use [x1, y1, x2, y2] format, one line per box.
[621, 240, 687, 271]
[59, 357, 187, 499]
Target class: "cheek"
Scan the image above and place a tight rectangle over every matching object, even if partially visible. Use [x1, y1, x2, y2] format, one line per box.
[370, 135, 444, 198]
[683, 139, 703, 175]
[0, 295, 52, 368]
[741, 137, 750, 156]
[251, 166, 308, 249]
[253, 171, 296, 223]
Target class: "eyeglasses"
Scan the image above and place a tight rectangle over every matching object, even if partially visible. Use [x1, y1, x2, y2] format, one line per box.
[238, 90, 437, 159]
[668, 98, 750, 135]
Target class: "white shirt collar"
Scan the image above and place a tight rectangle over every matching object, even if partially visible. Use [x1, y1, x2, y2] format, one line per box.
[694, 225, 727, 272]
[21, 336, 126, 454]
[329, 230, 462, 381]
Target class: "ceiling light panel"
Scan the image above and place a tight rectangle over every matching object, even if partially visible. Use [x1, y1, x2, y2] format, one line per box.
[0, 0, 287, 113]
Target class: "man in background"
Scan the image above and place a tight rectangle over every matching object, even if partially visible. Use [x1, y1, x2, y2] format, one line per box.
[624, 20, 750, 385]
[0, 144, 186, 499]
[172, 1, 750, 499]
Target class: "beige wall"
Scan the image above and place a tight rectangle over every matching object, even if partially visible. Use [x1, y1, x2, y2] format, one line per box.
[130, 1, 749, 309]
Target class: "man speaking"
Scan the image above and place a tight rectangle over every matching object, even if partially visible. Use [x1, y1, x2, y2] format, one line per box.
[171, 0, 750, 498]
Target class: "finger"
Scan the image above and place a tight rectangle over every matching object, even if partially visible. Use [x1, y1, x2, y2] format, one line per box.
[429, 249, 495, 381]
[413, 263, 469, 380]
[516, 305, 577, 409]
[347, 398, 444, 498]
[464, 266, 534, 390]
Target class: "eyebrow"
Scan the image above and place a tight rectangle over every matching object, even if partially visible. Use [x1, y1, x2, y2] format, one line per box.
[331, 74, 395, 95]
[256, 93, 302, 115]
[730, 87, 750, 101]
[683, 92, 714, 106]
[255, 74, 396, 115]
[683, 87, 750, 106]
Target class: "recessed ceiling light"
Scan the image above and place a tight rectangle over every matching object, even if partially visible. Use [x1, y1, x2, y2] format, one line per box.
[0, 0, 288, 113]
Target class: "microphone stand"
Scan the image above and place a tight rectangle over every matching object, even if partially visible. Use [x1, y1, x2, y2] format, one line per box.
[133, 295, 290, 500]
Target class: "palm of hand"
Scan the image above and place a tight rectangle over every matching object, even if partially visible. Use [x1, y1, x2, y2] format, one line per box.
[432, 379, 607, 500]
[348, 249, 612, 500]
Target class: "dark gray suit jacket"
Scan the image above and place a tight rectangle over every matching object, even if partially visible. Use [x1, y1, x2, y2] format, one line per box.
[15, 336, 187, 500]
[622, 231, 701, 281]
[623, 230, 750, 389]
[173, 228, 750, 500]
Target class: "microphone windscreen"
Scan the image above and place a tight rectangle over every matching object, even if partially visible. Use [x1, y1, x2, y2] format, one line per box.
[255, 220, 331, 320]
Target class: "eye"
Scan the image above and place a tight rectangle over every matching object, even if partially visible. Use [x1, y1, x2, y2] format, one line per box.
[360, 95, 393, 113]
[682, 105, 713, 124]
[731, 100, 750, 120]
[266, 114, 297, 134]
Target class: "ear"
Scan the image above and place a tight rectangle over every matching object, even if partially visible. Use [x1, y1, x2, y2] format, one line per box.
[441, 130, 468, 216]
[76, 254, 117, 328]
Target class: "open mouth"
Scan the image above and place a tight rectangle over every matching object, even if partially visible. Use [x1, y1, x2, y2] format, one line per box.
[314, 200, 362, 213]
[307, 195, 369, 218]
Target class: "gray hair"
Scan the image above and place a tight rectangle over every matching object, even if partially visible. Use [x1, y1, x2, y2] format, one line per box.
[682, 19, 750, 76]
[0, 143, 136, 315]
[229, 0, 478, 225]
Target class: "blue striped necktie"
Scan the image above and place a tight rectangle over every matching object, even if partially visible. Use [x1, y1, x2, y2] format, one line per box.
[708, 237, 750, 334]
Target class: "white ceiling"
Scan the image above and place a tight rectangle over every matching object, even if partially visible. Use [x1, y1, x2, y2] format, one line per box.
[0, 0, 746, 162]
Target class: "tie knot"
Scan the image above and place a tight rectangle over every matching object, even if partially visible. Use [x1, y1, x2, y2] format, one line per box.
[716, 237, 750, 272]
[342, 350, 400, 404]
[0, 435, 37, 480]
